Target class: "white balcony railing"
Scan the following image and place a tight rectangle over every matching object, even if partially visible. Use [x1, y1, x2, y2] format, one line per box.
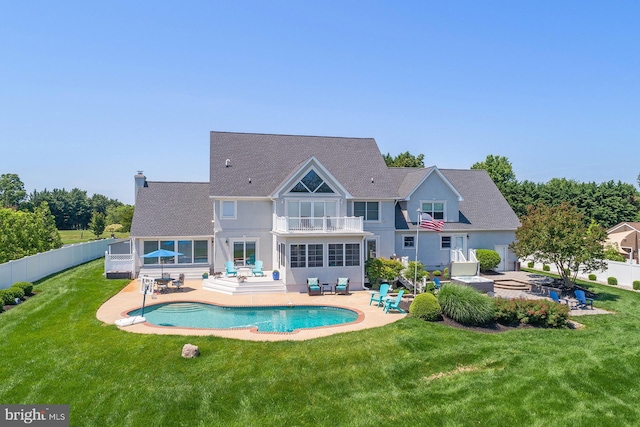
[274, 216, 363, 233]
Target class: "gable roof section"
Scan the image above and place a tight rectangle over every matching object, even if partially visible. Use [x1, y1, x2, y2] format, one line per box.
[271, 156, 352, 199]
[440, 169, 520, 230]
[390, 166, 463, 201]
[607, 222, 640, 234]
[210, 131, 398, 199]
[130, 182, 213, 237]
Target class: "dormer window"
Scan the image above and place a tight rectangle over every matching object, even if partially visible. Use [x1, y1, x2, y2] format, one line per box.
[290, 170, 334, 193]
[421, 201, 445, 220]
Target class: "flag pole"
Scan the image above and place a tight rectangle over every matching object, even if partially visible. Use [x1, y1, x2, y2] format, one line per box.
[414, 209, 421, 297]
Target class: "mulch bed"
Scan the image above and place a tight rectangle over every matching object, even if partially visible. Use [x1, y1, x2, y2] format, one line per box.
[1, 292, 38, 313]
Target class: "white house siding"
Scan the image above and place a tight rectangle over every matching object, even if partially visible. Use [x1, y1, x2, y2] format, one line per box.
[281, 235, 366, 293]
[407, 172, 460, 223]
[362, 200, 397, 260]
[469, 230, 518, 271]
[213, 199, 274, 271]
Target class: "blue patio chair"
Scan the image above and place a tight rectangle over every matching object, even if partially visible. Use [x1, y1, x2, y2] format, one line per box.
[433, 277, 442, 291]
[574, 289, 594, 309]
[335, 277, 350, 295]
[383, 290, 406, 314]
[307, 278, 321, 296]
[549, 291, 566, 305]
[225, 261, 238, 277]
[252, 260, 265, 277]
[369, 283, 390, 306]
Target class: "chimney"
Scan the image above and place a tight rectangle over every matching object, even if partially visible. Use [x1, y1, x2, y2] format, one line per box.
[134, 171, 147, 202]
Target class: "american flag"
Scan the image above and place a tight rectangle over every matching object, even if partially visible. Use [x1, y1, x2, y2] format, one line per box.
[419, 212, 444, 232]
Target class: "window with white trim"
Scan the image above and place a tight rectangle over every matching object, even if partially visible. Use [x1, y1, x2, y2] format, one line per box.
[290, 244, 306, 268]
[308, 244, 323, 267]
[221, 200, 236, 219]
[328, 243, 360, 267]
[354, 201, 379, 221]
[403, 235, 415, 248]
[441, 236, 451, 249]
[421, 201, 445, 220]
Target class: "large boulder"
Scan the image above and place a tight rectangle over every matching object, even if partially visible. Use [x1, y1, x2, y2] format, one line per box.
[181, 344, 200, 358]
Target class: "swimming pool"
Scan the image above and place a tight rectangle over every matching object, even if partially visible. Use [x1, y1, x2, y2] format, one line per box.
[127, 302, 359, 333]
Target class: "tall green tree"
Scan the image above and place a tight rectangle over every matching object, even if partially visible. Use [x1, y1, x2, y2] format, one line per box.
[510, 203, 607, 287]
[383, 151, 425, 167]
[0, 206, 62, 263]
[89, 212, 106, 238]
[0, 173, 27, 208]
[106, 204, 134, 232]
[471, 155, 516, 192]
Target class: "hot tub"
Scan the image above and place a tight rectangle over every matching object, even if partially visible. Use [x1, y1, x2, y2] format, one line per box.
[451, 275, 494, 293]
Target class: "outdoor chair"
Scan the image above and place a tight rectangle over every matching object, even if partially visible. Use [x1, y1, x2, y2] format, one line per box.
[369, 283, 390, 306]
[549, 291, 567, 305]
[433, 277, 442, 291]
[172, 273, 185, 291]
[383, 290, 406, 314]
[574, 290, 594, 309]
[335, 277, 350, 295]
[225, 261, 238, 277]
[307, 278, 321, 296]
[252, 260, 265, 277]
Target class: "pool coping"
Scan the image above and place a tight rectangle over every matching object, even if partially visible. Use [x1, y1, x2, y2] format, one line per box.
[97, 279, 406, 341]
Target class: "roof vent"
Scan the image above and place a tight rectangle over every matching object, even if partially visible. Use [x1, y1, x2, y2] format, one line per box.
[225, 159, 231, 167]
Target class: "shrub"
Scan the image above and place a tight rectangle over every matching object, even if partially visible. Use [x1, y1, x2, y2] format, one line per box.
[633, 281, 640, 290]
[365, 257, 404, 285]
[1, 287, 24, 305]
[437, 283, 495, 326]
[0, 289, 13, 305]
[588, 274, 597, 281]
[443, 267, 449, 279]
[527, 261, 534, 268]
[10, 287, 25, 301]
[409, 293, 441, 321]
[432, 270, 442, 277]
[12, 281, 33, 296]
[105, 223, 123, 233]
[494, 298, 569, 328]
[476, 249, 501, 272]
[608, 277, 618, 286]
[404, 261, 429, 282]
[543, 264, 550, 272]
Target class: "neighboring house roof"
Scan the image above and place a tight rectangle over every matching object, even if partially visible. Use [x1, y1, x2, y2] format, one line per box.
[209, 131, 398, 199]
[607, 222, 640, 234]
[130, 182, 213, 237]
[393, 168, 520, 231]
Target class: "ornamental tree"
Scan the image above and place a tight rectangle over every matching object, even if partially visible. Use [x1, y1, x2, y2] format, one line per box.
[510, 203, 607, 287]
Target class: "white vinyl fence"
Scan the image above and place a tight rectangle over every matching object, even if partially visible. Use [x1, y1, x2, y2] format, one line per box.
[524, 259, 640, 288]
[0, 239, 114, 289]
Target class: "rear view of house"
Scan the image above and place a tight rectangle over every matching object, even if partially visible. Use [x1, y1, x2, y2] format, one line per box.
[123, 131, 520, 292]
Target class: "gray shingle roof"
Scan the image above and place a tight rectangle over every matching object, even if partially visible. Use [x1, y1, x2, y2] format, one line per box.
[130, 182, 213, 237]
[210, 131, 398, 199]
[392, 168, 520, 231]
[441, 169, 520, 230]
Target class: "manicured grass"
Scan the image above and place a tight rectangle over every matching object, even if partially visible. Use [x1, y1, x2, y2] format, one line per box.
[58, 229, 129, 244]
[3, 261, 640, 425]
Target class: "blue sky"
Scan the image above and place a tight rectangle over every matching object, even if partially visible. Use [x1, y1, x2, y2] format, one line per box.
[1, 1, 638, 205]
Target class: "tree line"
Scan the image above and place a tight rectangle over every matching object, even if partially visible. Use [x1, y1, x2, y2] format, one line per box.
[470, 155, 640, 229]
[0, 173, 134, 263]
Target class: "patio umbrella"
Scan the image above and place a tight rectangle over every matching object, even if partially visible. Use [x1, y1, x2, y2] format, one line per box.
[142, 249, 183, 276]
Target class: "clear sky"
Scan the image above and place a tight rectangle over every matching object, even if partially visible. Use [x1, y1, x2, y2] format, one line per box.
[1, 1, 638, 205]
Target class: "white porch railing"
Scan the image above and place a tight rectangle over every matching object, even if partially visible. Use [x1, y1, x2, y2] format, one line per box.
[450, 249, 478, 263]
[273, 215, 363, 233]
[104, 252, 135, 275]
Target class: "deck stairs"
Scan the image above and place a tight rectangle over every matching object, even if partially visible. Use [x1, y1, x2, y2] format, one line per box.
[203, 274, 286, 295]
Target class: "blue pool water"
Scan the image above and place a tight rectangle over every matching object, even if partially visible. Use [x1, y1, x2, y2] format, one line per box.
[127, 302, 359, 333]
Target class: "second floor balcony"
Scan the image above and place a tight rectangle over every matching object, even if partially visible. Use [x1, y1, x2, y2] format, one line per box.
[274, 215, 364, 234]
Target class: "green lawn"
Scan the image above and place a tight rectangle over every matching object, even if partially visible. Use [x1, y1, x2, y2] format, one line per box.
[2, 260, 640, 426]
[58, 229, 129, 244]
